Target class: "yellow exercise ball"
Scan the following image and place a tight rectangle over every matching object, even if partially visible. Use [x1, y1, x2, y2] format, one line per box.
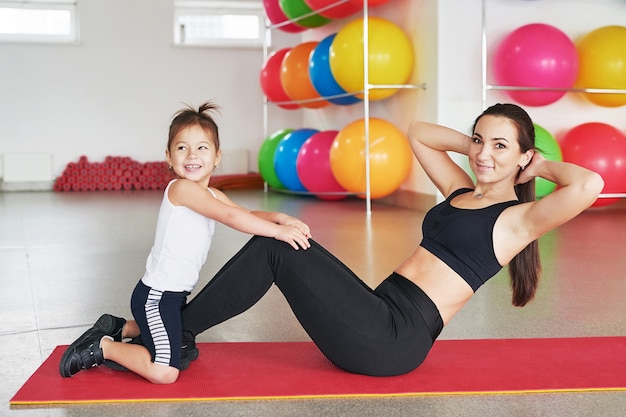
[329, 17, 414, 101]
[330, 118, 412, 199]
[576, 25, 626, 107]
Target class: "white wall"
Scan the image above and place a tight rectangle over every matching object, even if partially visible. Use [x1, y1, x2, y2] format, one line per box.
[1, 0, 625, 198]
[0, 0, 291, 179]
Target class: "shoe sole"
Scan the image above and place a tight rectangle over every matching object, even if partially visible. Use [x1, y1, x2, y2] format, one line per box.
[59, 350, 77, 377]
[185, 347, 199, 362]
[94, 314, 126, 340]
[59, 315, 114, 377]
[94, 314, 117, 333]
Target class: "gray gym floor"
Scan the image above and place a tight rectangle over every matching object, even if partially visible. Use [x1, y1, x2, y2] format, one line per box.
[2, 189, 625, 416]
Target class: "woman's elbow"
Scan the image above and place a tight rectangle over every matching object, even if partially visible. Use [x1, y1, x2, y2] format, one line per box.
[589, 172, 605, 196]
[583, 172, 605, 205]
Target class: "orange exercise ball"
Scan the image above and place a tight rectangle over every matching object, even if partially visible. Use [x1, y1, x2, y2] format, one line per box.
[576, 25, 626, 107]
[330, 118, 412, 199]
[280, 42, 330, 109]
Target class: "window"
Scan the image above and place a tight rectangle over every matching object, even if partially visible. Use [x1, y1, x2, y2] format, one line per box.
[173, 1, 266, 48]
[0, 1, 78, 43]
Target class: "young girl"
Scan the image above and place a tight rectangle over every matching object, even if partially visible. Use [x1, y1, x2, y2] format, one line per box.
[59, 101, 311, 384]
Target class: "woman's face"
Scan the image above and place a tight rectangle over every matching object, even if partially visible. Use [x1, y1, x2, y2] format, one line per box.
[166, 124, 221, 187]
[468, 115, 529, 185]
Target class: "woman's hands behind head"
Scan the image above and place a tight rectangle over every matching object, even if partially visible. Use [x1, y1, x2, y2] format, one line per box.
[516, 152, 544, 185]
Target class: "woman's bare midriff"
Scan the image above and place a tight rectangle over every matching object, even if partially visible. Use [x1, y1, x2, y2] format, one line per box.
[394, 247, 475, 325]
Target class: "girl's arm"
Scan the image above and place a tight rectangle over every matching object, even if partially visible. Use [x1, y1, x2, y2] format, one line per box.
[168, 180, 311, 250]
[407, 121, 475, 197]
[517, 153, 604, 239]
[209, 188, 311, 237]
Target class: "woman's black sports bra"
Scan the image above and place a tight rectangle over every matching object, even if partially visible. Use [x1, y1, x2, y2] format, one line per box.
[419, 188, 521, 291]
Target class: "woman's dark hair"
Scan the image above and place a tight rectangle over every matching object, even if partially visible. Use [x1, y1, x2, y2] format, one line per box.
[168, 101, 221, 152]
[472, 103, 541, 307]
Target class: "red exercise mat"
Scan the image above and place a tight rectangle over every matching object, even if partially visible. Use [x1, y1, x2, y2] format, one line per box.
[11, 337, 626, 405]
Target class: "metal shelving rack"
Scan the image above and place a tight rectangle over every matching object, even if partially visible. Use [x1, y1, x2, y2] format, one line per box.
[262, 0, 426, 215]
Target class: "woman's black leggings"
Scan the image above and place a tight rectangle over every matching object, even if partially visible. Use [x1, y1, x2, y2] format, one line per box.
[181, 236, 443, 376]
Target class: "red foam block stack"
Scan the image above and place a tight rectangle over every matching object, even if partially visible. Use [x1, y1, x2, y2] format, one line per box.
[53, 155, 172, 192]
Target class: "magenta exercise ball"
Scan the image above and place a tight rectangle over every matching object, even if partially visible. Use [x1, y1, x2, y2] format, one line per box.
[296, 130, 347, 200]
[494, 23, 578, 106]
[263, 0, 306, 33]
[560, 122, 626, 207]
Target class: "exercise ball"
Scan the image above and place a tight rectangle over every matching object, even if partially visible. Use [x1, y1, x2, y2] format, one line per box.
[281, 42, 330, 109]
[576, 25, 626, 107]
[274, 129, 319, 192]
[304, 0, 361, 18]
[348, 0, 392, 6]
[493, 23, 578, 107]
[560, 122, 626, 207]
[534, 124, 562, 197]
[263, 0, 306, 33]
[279, 0, 331, 28]
[260, 48, 299, 110]
[296, 130, 347, 200]
[330, 118, 412, 199]
[329, 17, 414, 101]
[310, 34, 361, 106]
[258, 129, 292, 189]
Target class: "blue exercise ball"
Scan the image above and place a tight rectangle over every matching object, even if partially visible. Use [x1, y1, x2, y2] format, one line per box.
[309, 34, 361, 106]
[274, 129, 319, 191]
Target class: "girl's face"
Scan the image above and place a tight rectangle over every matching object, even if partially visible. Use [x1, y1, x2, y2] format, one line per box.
[469, 115, 531, 185]
[166, 124, 221, 187]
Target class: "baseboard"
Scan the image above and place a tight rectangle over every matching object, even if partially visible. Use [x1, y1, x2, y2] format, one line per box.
[0, 181, 54, 192]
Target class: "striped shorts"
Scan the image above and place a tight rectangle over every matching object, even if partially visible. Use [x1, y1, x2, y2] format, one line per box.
[131, 280, 189, 369]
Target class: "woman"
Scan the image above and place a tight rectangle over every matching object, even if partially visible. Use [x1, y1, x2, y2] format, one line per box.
[104, 103, 604, 377]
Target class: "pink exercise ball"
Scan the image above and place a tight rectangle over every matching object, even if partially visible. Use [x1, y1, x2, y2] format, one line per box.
[260, 48, 299, 110]
[296, 130, 347, 200]
[493, 23, 578, 106]
[560, 122, 626, 207]
[263, 0, 306, 33]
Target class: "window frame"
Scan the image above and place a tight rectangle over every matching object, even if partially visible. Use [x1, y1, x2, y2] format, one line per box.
[173, 1, 267, 49]
[0, 0, 79, 44]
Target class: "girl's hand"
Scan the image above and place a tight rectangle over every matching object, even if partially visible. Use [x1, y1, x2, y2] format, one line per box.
[279, 215, 312, 240]
[274, 224, 311, 250]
